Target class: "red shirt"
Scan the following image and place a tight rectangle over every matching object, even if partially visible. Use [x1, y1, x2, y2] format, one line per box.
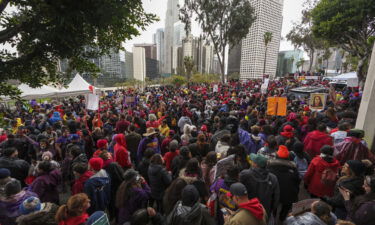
[72, 170, 94, 195]
[163, 150, 179, 171]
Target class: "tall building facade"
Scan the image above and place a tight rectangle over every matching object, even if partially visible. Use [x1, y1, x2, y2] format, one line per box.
[133, 44, 157, 60]
[164, 0, 180, 74]
[133, 47, 146, 81]
[153, 28, 165, 74]
[239, 0, 283, 79]
[276, 49, 304, 76]
[100, 48, 122, 78]
[125, 51, 134, 79]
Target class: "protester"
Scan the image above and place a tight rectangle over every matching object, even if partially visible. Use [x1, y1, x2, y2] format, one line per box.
[304, 123, 333, 158]
[285, 200, 336, 225]
[0, 147, 30, 186]
[16, 196, 59, 225]
[55, 193, 90, 225]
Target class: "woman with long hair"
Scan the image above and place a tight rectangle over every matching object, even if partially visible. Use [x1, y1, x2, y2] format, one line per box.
[201, 151, 217, 189]
[55, 193, 90, 225]
[341, 175, 375, 225]
[116, 169, 150, 224]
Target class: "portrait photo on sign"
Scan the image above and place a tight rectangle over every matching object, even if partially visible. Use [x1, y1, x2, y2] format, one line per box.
[309, 93, 326, 111]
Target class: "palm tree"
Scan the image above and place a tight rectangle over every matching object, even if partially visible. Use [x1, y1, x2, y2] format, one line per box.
[296, 58, 306, 72]
[183, 56, 195, 82]
[263, 32, 273, 74]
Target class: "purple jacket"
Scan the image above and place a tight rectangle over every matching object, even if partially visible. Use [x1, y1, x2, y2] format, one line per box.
[0, 190, 38, 225]
[118, 183, 151, 224]
[29, 169, 61, 204]
[137, 137, 161, 161]
[345, 199, 375, 225]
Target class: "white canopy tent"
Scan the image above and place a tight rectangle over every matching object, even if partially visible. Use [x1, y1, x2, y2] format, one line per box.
[17, 84, 59, 100]
[332, 72, 357, 81]
[57, 74, 97, 97]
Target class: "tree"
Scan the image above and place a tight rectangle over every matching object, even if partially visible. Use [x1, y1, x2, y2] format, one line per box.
[311, 0, 375, 84]
[286, 0, 323, 72]
[180, 0, 256, 83]
[263, 32, 273, 74]
[296, 58, 306, 72]
[183, 56, 195, 82]
[0, 0, 157, 97]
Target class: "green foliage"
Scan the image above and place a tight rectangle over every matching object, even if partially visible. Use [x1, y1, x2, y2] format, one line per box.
[183, 56, 195, 81]
[180, 0, 256, 82]
[0, 0, 158, 97]
[190, 73, 220, 84]
[296, 58, 306, 71]
[263, 32, 273, 74]
[228, 72, 240, 81]
[166, 75, 187, 87]
[311, 0, 375, 82]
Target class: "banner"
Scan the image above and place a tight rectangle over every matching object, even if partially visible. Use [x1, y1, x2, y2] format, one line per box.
[347, 78, 359, 87]
[86, 94, 99, 111]
[267, 97, 287, 116]
[213, 84, 219, 93]
[125, 96, 135, 104]
[310, 93, 326, 111]
[261, 78, 270, 94]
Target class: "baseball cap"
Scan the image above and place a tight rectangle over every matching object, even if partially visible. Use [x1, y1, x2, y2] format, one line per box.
[227, 182, 248, 197]
[250, 153, 268, 168]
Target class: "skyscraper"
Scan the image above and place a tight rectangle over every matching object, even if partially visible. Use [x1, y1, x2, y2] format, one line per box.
[164, 0, 180, 74]
[153, 28, 165, 74]
[133, 43, 157, 60]
[239, 0, 283, 79]
[133, 47, 146, 81]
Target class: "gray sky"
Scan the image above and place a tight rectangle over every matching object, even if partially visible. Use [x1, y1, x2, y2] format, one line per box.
[124, 0, 304, 52]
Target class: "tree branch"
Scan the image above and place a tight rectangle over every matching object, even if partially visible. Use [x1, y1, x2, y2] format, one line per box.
[0, 0, 9, 15]
[0, 25, 21, 43]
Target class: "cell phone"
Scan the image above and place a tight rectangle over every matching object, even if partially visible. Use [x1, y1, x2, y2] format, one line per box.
[221, 208, 229, 215]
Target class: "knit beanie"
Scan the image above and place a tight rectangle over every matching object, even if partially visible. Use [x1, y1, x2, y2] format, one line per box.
[41, 151, 53, 160]
[97, 139, 108, 149]
[346, 160, 366, 177]
[181, 185, 199, 207]
[89, 157, 103, 171]
[5, 178, 21, 197]
[277, 145, 289, 159]
[19, 197, 41, 215]
[0, 168, 10, 179]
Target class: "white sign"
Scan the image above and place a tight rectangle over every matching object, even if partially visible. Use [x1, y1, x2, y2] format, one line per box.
[213, 84, 219, 93]
[86, 94, 99, 111]
[305, 76, 319, 80]
[347, 78, 359, 87]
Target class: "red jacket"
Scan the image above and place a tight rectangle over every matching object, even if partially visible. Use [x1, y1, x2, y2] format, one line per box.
[72, 170, 94, 195]
[304, 156, 340, 197]
[163, 150, 179, 171]
[114, 134, 132, 168]
[303, 130, 333, 158]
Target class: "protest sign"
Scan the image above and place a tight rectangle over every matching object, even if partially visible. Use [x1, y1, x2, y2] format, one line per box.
[91, 213, 110, 225]
[310, 93, 326, 111]
[347, 78, 359, 87]
[86, 94, 99, 111]
[267, 97, 287, 116]
[213, 84, 219, 92]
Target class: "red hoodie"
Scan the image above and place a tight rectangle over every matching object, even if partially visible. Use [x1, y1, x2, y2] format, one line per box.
[303, 130, 333, 158]
[238, 198, 265, 220]
[72, 170, 94, 195]
[114, 134, 132, 168]
[58, 213, 89, 225]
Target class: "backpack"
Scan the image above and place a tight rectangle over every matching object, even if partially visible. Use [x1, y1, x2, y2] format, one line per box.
[293, 156, 308, 179]
[321, 168, 338, 186]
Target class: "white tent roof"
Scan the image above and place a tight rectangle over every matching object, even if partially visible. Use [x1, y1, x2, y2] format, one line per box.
[18, 84, 59, 100]
[57, 74, 96, 97]
[332, 72, 357, 80]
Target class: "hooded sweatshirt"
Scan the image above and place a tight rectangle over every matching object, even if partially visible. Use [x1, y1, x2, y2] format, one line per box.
[225, 198, 266, 225]
[304, 130, 333, 158]
[84, 169, 111, 214]
[29, 169, 62, 204]
[114, 134, 131, 168]
[72, 170, 94, 195]
[49, 112, 62, 124]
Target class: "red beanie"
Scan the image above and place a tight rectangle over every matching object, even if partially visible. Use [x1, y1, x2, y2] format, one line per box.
[89, 157, 103, 171]
[277, 145, 289, 159]
[201, 125, 208, 132]
[283, 125, 294, 132]
[97, 139, 108, 149]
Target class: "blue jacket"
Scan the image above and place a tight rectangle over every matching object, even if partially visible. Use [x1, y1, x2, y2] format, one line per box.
[84, 170, 111, 215]
[49, 112, 61, 124]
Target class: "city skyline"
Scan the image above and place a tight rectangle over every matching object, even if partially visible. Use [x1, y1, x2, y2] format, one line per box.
[123, 0, 304, 53]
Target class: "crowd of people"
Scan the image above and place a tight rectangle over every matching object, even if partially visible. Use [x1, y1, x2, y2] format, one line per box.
[0, 78, 374, 225]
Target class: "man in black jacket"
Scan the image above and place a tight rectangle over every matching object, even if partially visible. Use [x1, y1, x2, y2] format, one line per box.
[268, 145, 300, 222]
[0, 148, 30, 187]
[167, 185, 214, 225]
[240, 153, 279, 222]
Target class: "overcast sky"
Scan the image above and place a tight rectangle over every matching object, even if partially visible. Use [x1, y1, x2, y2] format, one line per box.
[124, 0, 304, 52]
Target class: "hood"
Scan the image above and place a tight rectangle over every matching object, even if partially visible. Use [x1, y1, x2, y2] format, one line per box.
[268, 159, 296, 170]
[175, 201, 203, 223]
[249, 168, 271, 183]
[39, 169, 61, 187]
[115, 133, 127, 148]
[73, 153, 88, 164]
[179, 168, 198, 184]
[0, 190, 37, 217]
[16, 202, 58, 225]
[149, 164, 163, 176]
[309, 130, 329, 141]
[286, 212, 326, 225]
[91, 169, 109, 179]
[79, 170, 94, 181]
[238, 198, 264, 220]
